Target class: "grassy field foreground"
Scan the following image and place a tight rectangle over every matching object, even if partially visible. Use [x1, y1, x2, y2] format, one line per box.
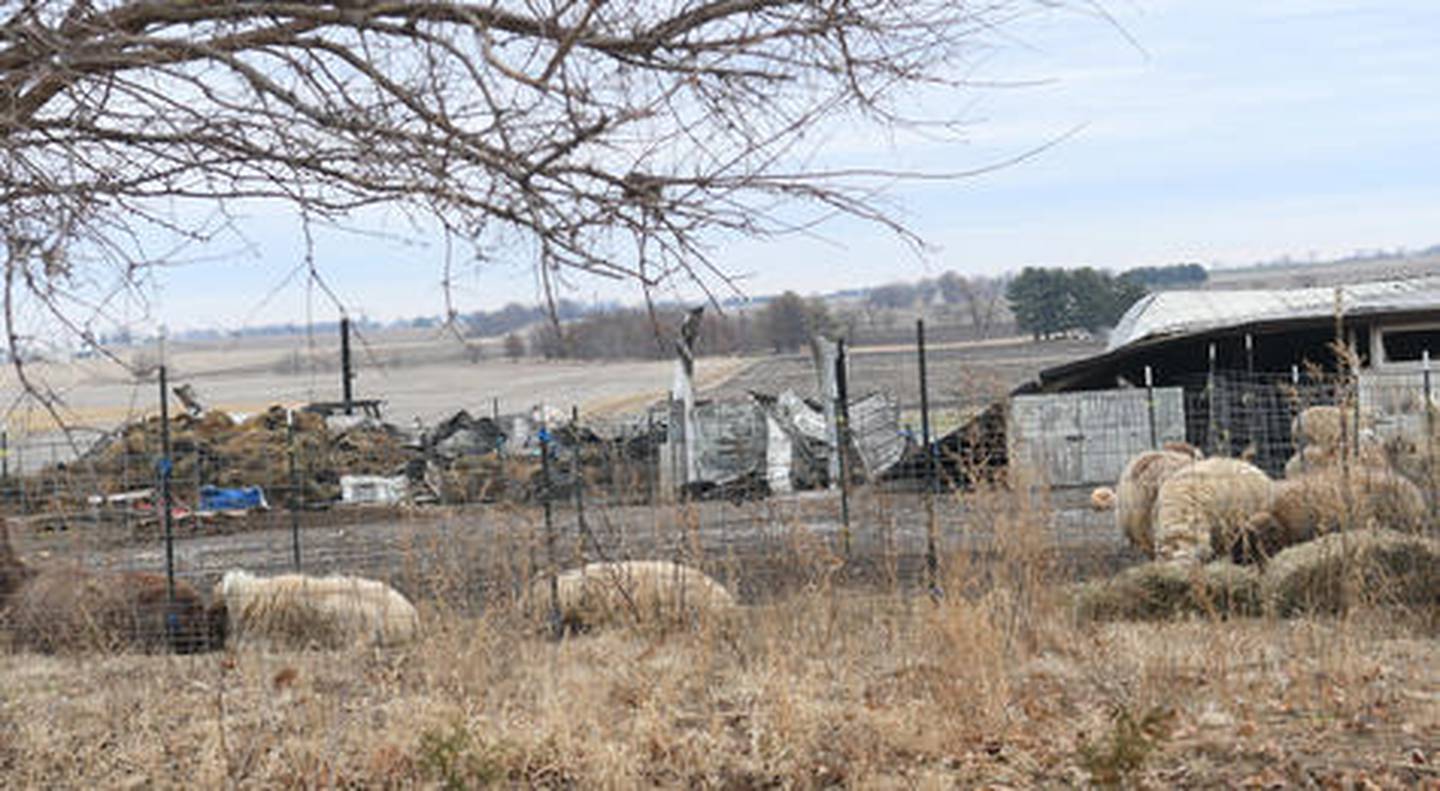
[2, 595, 1437, 786]
[1, 484, 1437, 788]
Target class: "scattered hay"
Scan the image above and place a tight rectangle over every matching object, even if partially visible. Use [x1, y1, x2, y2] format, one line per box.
[1073, 560, 1262, 622]
[1262, 529, 1440, 616]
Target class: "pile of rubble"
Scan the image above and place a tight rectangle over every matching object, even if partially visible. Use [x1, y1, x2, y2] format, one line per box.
[48, 406, 411, 505]
[25, 404, 637, 515]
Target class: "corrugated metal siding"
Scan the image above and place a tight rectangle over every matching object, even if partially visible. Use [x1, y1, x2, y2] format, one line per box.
[691, 400, 767, 485]
[848, 392, 904, 478]
[1009, 387, 1186, 487]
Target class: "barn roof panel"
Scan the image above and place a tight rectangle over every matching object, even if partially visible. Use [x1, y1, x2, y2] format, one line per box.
[1107, 276, 1440, 352]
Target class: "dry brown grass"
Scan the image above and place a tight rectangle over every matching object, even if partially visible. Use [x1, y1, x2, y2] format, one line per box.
[1, 482, 1437, 787]
[2, 597, 1435, 787]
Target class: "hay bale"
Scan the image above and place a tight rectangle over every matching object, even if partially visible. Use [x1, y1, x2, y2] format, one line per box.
[1114, 446, 1204, 556]
[529, 560, 737, 633]
[1262, 529, 1440, 616]
[1074, 560, 1262, 622]
[1152, 458, 1273, 564]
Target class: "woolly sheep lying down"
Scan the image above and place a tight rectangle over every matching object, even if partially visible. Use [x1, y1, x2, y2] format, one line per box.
[214, 570, 419, 651]
[529, 560, 737, 633]
[1152, 457, 1273, 564]
[1235, 466, 1426, 563]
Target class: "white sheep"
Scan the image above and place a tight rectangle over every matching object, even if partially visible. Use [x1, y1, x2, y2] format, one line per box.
[1151, 457, 1274, 564]
[213, 569, 419, 650]
[530, 560, 737, 633]
[1111, 443, 1204, 556]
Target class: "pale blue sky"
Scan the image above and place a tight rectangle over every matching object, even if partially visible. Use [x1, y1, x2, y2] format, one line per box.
[149, 0, 1440, 332]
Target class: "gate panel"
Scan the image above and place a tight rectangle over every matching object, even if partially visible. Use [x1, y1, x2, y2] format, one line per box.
[1010, 388, 1185, 487]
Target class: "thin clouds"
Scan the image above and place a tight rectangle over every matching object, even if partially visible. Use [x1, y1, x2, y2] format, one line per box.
[148, 1, 1440, 326]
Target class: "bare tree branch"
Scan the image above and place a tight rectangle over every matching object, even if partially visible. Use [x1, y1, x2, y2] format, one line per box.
[0, 0, 1077, 409]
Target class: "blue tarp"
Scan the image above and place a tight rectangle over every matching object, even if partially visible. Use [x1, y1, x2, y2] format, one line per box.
[199, 485, 268, 512]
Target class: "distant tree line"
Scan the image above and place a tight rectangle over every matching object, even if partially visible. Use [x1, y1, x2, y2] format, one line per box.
[522, 291, 838, 361]
[460, 300, 587, 338]
[1005, 267, 1148, 339]
[859, 271, 1009, 338]
[1123, 263, 1207, 288]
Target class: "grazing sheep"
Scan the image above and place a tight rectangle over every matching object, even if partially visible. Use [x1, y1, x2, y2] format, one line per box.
[1234, 466, 1427, 564]
[1152, 457, 1273, 564]
[1113, 444, 1204, 556]
[4, 567, 218, 655]
[213, 570, 419, 651]
[530, 560, 737, 633]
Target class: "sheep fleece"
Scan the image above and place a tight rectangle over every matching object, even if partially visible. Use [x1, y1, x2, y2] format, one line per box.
[1115, 448, 1203, 557]
[216, 570, 418, 650]
[532, 560, 736, 631]
[1261, 466, 1425, 542]
[1152, 458, 1273, 564]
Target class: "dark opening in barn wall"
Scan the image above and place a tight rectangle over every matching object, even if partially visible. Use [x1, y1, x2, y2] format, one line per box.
[1380, 326, 1440, 362]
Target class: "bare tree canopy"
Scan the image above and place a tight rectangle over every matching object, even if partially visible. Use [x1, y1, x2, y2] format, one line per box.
[2, 0, 1064, 362]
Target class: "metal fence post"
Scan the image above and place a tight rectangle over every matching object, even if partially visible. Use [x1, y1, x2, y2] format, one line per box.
[645, 410, 656, 506]
[1291, 364, 1304, 474]
[1206, 343, 1218, 456]
[540, 421, 561, 637]
[158, 363, 176, 605]
[1144, 365, 1157, 450]
[1244, 333, 1256, 456]
[1426, 350, 1435, 519]
[835, 337, 851, 558]
[287, 408, 302, 570]
[917, 319, 939, 596]
[571, 405, 587, 544]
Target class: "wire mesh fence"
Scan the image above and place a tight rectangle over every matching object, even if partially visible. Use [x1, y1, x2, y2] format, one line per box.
[6, 345, 1440, 656]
